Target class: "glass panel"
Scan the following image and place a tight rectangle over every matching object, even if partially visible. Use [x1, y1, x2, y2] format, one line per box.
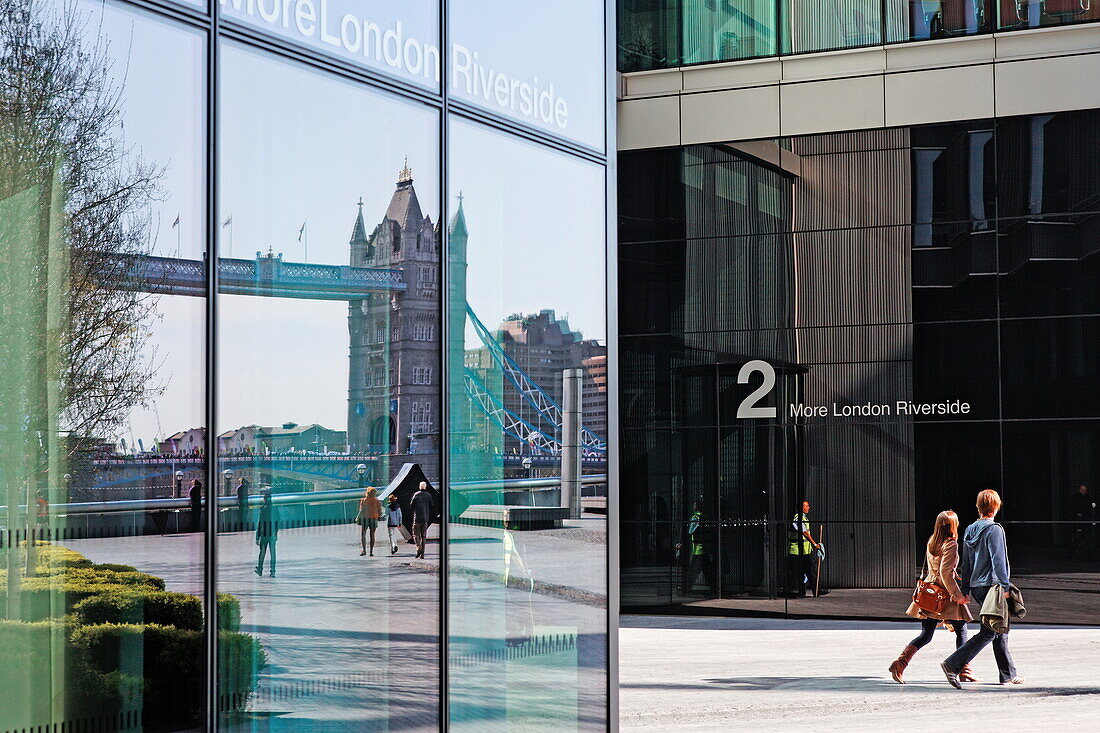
[1, 1, 206, 730]
[619, 1, 780, 71]
[885, 0, 992, 42]
[218, 0, 440, 91]
[217, 43, 440, 730]
[446, 119, 608, 730]
[997, 0, 1100, 30]
[782, 0, 884, 54]
[450, 0, 605, 149]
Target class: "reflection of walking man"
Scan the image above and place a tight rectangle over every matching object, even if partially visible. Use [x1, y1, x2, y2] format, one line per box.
[254, 491, 279, 577]
[411, 482, 433, 559]
[678, 500, 716, 596]
[787, 500, 826, 597]
[236, 477, 251, 531]
[188, 479, 203, 532]
[1069, 484, 1096, 557]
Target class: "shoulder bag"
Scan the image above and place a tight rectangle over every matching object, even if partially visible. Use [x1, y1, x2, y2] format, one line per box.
[911, 555, 950, 616]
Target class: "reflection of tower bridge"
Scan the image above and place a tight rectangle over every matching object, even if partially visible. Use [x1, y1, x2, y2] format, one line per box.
[111, 164, 606, 480]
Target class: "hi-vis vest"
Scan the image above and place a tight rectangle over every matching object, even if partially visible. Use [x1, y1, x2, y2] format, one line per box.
[788, 513, 812, 556]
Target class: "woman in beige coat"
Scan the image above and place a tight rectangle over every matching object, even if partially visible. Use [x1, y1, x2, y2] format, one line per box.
[888, 510, 976, 683]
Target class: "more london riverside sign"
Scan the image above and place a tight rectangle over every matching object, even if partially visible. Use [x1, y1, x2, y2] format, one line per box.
[219, 0, 571, 133]
[735, 360, 972, 420]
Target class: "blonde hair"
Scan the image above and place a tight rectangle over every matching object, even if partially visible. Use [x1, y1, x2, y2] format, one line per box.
[927, 510, 959, 556]
[365, 487, 377, 498]
[976, 489, 1002, 517]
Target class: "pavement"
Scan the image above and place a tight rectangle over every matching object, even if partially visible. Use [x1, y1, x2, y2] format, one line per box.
[65, 516, 608, 732]
[620, 615, 1100, 732]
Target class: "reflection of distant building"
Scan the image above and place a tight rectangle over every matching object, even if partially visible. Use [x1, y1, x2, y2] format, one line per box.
[217, 423, 346, 454]
[465, 309, 605, 452]
[582, 354, 608, 438]
[347, 162, 440, 459]
[159, 427, 206, 455]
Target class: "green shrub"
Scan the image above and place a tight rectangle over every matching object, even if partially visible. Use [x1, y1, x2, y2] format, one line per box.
[45, 566, 165, 590]
[93, 563, 139, 574]
[217, 593, 241, 631]
[72, 623, 264, 721]
[72, 590, 203, 631]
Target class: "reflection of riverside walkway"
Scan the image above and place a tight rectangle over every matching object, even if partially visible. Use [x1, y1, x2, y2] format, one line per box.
[64, 518, 607, 731]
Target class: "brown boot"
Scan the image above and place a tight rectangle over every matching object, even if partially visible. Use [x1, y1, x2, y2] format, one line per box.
[958, 664, 979, 682]
[888, 645, 918, 683]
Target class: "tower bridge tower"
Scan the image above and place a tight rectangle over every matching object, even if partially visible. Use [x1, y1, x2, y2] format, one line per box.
[347, 162, 440, 471]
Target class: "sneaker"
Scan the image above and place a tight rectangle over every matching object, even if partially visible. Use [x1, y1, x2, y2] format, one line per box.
[270, 571, 276, 578]
[391, 545, 398, 554]
[1001, 677, 1024, 685]
[360, 550, 366, 556]
[253, 567, 262, 577]
[941, 662, 962, 690]
[369, 551, 374, 557]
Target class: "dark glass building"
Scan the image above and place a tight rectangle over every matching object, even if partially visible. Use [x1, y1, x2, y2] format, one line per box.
[617, 6, 1100, 626]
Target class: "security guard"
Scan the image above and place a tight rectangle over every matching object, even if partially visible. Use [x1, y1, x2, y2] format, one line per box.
[787, 500, 827, 597]
[678, 500, 716, 596]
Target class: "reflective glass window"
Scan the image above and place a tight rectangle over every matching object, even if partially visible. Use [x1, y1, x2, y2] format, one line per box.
[885, 0, 992, 42]
[218, 0, 440, 91]
[1, 1, 207, 730]
[217, 43, 441, 730]
[782, 0, 884, 54]
[446, 118, 608, 730]
[997, 0, 1100, 30]
[450, 0, 605, 149]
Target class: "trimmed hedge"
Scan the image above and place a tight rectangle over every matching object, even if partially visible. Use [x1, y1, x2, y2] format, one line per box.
[0, 545, 262, 729]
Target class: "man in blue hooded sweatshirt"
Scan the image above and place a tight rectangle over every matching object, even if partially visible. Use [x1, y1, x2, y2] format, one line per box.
[941, 489, 1022, 688]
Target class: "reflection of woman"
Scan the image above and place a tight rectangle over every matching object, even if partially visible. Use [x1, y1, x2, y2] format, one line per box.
[357, 487, 383, 556]
[385, 495, 403, 555]
[888, 510, 974, 683]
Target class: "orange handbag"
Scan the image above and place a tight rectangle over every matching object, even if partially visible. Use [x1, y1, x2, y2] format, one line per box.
[912, 560, 950, 616]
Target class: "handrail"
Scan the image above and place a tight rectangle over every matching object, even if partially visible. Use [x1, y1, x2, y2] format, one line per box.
[1, 475, 607, 516]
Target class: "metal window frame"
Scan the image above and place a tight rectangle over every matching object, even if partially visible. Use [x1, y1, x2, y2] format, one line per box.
[83, 0, 617, 730]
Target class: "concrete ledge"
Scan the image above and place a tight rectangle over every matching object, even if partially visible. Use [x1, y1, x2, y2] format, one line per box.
[885, 34, 996, 72]
[458, 504, 569, 530]
[621, 67, 683, 97]
[995, 22, 1100, 61]
[781, 46, 886, 82]
[682, 57, 782, 92]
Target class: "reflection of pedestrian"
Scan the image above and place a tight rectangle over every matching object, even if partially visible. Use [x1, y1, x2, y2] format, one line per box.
[385, 495, 403, 555]
[254, 491, 279, 577]
[677, 500, 716, 596]
[942, 490, 1021, 687]
[188, 479, 203, 532]
[411, 481, 433, 559]
[357, 487, 383, 556]
[1069, 484, 1096, 557]
[236, 477, 251, 531]
[889, 510, 974, 684]
[786, 500, 826, 597]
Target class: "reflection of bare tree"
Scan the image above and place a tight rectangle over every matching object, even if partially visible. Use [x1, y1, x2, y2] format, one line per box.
[0, 0, 164, 445]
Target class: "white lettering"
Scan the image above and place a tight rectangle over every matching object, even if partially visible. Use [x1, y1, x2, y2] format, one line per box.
[339, 13, 361, 53]
[363, 21, 382, 61]
[295, 0, 316, 36]
[382, 21, 402, 68]
[256, 0, 278, 23]
[452, 43, 473, 94]
[319, 0, 340, 47]
[554, 98, 568, 129]
[403, 37, 423, 76]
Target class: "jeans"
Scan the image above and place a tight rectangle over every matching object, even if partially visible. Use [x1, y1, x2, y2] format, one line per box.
[413, 521, 428, 558]
[910, 617, 968, 650]
[256, 538, 277, 574]
[943, 586, 1018, 681]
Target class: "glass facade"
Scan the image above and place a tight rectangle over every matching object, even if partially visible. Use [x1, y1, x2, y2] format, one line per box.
[1, 1, 611, 731]
[618, 0, 1100, 71]
[619, 110, 1100, 626]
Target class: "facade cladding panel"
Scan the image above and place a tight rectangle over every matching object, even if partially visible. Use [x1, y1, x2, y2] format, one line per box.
[619, 108, 1100, 618]
[0, 0, 611, 731]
